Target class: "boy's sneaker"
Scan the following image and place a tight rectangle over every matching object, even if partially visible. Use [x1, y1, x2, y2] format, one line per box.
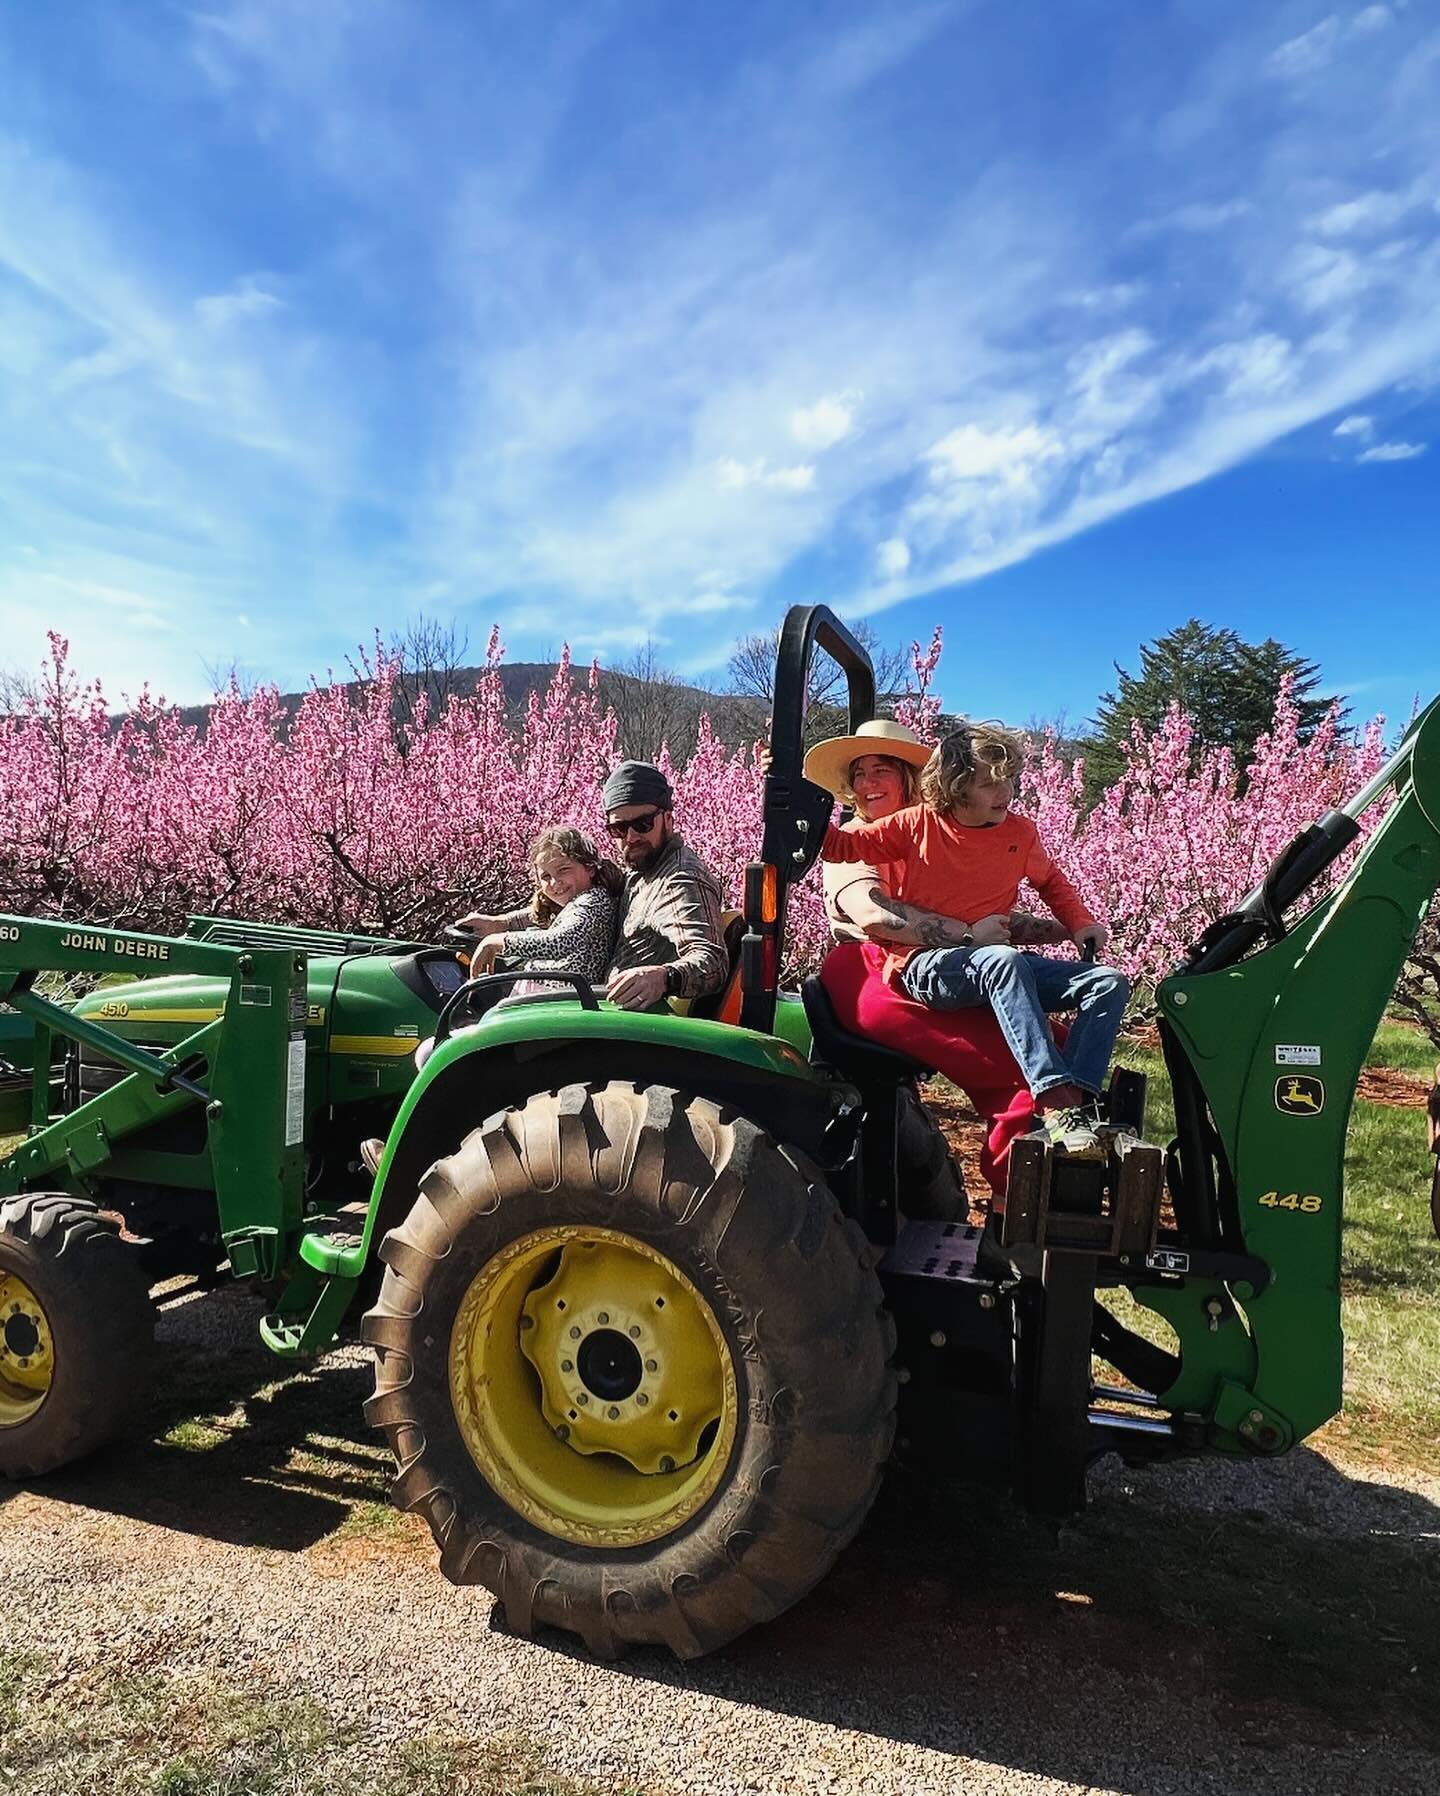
[1038, 1105, 1105, 1157]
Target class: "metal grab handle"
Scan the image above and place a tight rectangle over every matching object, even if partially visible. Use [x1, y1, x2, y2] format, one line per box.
[432, 969, 600, 1043]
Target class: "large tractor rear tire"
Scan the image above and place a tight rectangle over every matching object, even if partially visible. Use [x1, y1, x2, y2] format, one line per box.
[363, 1081, 896, 1658]
[0, 1193, 155, 1477]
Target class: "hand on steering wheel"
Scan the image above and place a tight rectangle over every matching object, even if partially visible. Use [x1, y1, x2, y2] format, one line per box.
[471, 935, 504, 976]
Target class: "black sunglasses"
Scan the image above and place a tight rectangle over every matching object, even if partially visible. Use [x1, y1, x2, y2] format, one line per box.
[606, 808, 664, 838]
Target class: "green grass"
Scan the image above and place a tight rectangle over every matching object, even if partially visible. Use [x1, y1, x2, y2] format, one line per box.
[1367, 1017, 1439, 1076]
[161, 1418, 232, 1453]
[0, 1652, 649, 1796]
[330, 1498, 414, 1542]
[1116, 1022, 1440, 1472]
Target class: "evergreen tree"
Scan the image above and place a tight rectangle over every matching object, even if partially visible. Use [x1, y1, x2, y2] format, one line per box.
[1083, 618, 1343, 792]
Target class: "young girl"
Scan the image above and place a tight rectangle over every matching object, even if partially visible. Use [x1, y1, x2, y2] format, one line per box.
[461, 827, 622, 992]
[820, 722, 1130, 1154]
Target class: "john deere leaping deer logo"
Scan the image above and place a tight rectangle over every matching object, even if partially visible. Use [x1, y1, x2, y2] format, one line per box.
[1275, 1074, 1325, 1117]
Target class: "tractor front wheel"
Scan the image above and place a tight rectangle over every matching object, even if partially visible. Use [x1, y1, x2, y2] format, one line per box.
[0, 1193, 155, 1477]
[363, 1081, 896, 1658]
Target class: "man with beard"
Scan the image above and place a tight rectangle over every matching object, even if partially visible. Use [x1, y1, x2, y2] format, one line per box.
[599, 760, 728, 1012]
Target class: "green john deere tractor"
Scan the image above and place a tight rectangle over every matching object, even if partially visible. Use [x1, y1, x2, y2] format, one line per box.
[2, 605, 1438, 1659]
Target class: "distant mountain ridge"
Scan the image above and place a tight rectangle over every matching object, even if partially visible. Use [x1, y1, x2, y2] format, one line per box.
[167, 661, 769, 758]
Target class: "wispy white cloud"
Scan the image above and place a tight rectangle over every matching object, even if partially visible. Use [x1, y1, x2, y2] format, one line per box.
[1268, 9, 1393, 81]
[195, 275, 284, 328]
[875, 537, 911, 579]
[1356, 439, 1427, 461]
[1352, 6, 1395, 36]
[1197, 334, 1297, 399]
[924, 423, 1065, 487]
[716, 458, 817, 493]
[1268, 16, 1345, 79]
[790, 394, 857, 450]
[2, 0, 1439, 697]
[1313, 191, 1410, 237]
[1333, 413, 1375, 437]
[1131, 198, 1251, 236]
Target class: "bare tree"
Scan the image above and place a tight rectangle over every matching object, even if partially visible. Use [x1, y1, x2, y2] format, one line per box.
[1396, 899, 1440, 1052]
[201, 656, 259, 699]
[727, 621, 909, 706]
[725, 621, 911, 747]
[0, 665, 39, 715]
[388, 614, 473, 730]
[605, 642, 708, 762]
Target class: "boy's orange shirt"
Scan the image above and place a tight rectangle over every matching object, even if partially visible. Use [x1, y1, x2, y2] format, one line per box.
[821, 805, 1095, 984]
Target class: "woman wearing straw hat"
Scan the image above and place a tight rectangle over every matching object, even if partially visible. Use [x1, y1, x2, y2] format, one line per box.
[804, 718, 1023, 953]
[802, 719, 1063, 1196]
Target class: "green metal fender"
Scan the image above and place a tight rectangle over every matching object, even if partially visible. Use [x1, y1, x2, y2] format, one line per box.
[326, 997, 829, 1283]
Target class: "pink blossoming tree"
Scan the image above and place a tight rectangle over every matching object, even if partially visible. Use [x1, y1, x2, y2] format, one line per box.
[0, 627, 1422, 1025]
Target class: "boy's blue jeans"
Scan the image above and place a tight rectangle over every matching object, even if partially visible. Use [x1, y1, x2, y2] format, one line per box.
[901, 945, 1130, 1099]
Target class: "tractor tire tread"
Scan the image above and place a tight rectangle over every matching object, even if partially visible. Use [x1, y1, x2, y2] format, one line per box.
[0, 1192, 154, 1479]
[364, 1079, 895, 1658]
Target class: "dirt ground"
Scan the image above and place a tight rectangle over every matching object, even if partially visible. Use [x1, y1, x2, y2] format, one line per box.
[2, 1280, 1438, 1796]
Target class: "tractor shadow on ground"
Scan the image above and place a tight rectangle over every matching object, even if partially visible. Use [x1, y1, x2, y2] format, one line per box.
[5, 1283, 1438, 1790]
[602, 1451, 1440, 1792]
[0, 1279, 388, 1552]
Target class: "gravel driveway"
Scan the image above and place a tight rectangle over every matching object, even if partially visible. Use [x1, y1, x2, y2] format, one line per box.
[2, 1279, 1437, 1796]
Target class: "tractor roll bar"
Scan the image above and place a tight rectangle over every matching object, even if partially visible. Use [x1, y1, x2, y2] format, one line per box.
[739, 605, 877, 1035]
[766, 606, 877, 785]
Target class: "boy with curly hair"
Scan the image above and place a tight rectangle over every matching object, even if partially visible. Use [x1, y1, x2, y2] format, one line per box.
[820, 721, 1129, 1154]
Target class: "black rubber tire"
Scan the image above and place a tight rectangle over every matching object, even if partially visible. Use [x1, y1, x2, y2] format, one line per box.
[0, 1193, 155, 1478]
[896, 1085, 967, 1222]
[363, 1080, 896, 1658]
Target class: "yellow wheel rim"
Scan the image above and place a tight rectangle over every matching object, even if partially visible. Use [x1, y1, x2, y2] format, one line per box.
[0, 1271, 54, 1429]
[449, 1225, 738, 1548]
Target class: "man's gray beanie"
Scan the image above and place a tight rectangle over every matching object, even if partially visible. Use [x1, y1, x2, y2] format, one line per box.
[602, 760, 674, 813]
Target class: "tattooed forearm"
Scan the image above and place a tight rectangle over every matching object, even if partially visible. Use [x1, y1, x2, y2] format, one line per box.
[915, 912, 965, 947]
[840, 885, 970, 946]
[861, 885, 912, 929]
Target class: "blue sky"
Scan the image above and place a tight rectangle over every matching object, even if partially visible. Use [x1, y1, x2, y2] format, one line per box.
[1, 1, 1436, 726]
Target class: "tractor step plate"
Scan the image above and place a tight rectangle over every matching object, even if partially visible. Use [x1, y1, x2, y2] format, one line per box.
[881, 1220, 985, 1283]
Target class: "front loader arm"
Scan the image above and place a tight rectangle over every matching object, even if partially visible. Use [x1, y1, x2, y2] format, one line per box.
[0, 916, 308, 1280]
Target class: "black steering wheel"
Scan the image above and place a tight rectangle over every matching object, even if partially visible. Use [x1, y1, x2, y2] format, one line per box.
[432, 969, 601, 1044]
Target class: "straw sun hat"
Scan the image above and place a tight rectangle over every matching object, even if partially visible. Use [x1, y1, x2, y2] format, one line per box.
[803, 718, 932, 802]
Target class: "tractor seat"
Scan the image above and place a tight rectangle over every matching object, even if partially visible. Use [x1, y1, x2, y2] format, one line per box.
[802, 975, 933, 1084]
[686, 913, 746, 1025]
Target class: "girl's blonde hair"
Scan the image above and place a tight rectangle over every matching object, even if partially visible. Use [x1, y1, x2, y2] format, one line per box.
[920, 722, 1027, 814]
[842, 753, 922, 816]
[528, 826, 625, 927]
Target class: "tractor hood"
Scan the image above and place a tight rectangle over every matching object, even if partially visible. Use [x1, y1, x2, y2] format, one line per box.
[70, 946, 472, 1107]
